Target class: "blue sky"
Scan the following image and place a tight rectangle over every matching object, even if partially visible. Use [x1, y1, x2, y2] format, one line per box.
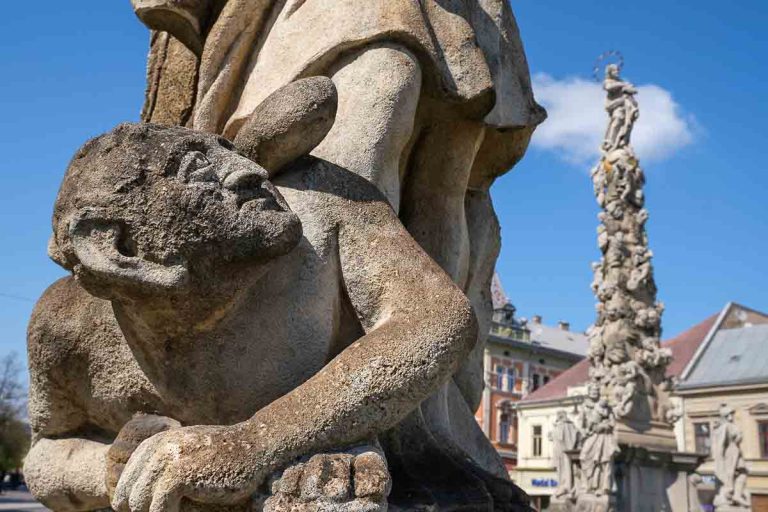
[0, 1, 766, 369]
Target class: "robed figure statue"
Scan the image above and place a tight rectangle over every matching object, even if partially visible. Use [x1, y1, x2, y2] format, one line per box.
[129, 0, 545, 510]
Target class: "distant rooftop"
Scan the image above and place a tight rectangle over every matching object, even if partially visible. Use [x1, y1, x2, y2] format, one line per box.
[489, 274, 588, 358]
[526, 321, 589, 357]
[519, 311, 720, 405]
[679, 303, 768, 390]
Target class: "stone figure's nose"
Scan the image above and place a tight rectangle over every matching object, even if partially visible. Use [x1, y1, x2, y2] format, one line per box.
[222, 168, 263, 191]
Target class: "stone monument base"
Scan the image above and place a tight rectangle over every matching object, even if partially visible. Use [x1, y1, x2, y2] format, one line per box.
[548, 494, 614, 512]
[545, 444, 703, 512]
[614, 445, 703, 512]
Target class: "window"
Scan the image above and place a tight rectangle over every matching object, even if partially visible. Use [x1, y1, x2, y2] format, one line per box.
[532, 425, 543, 456]
[505, 367, 516, 391]
[532, 374, 541, 391]
[495, 366, 504, 389]
[693, 422, 711, 455]
[759, 421, 768, 458]
[543, 375, 551, 385]
[499, 413, 510, 444]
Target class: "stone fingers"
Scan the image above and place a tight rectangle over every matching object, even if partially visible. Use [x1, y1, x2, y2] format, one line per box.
[112, 436, 159, 511]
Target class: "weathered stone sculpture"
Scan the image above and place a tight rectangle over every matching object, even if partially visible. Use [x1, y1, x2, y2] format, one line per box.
[578, 391, 618, 497]
[550, 411, 580, 501]
[27, 0, 547, 509]
[123, 1, 545, 510]
[551, 62, 699, 512]
[713, 404, 750, 510]
[24, 77, 494, 511]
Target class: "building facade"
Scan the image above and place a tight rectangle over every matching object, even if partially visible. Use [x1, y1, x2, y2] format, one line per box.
[675, 302, 768, 511]
[512, 308, 719, 509]
[475, 276, 588, 473]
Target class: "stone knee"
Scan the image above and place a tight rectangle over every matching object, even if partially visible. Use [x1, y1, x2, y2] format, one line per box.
[312, 44, 422, 212]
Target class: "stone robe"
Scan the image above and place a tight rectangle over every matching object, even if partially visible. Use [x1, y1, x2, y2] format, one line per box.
[185, 0, 541, 137]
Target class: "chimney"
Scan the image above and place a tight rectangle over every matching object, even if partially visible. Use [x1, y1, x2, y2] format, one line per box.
[532, 315, 542, 324]
[558, 321, 570, 331]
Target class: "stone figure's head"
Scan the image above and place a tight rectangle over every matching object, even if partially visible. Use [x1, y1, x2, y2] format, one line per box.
[719, 403, 735, 422]
[605, 64, 620, 79]
[556, 410, 568, 423]
[49, 123, 302, 302]
[587, 383, 601, 401]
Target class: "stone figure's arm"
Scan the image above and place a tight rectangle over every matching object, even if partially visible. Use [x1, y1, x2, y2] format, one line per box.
[131, 0, 219, 55]
[251, 190, 478, 458]
[24, 281, 113, 511]
[25, 437, 112, 512]
[604, 79, 624, 93]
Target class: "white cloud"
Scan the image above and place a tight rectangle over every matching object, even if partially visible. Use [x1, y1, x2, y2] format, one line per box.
[530, 73, 695, 165]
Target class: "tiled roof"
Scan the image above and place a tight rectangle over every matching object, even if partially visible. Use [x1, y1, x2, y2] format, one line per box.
[491, 273, 509, 310]
[519, 313, 717, 404]
[521, 357, 589, 403]
[665, 314, 718, 378]
[526, 322, 589, 357]
[681, 323, 768, 389]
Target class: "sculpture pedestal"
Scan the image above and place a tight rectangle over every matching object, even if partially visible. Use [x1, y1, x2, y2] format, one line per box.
[547, 493, 615, 512]
[615, 445, 702, 512]
[614, 421, 703, 512]
[546, 424, 703, 512]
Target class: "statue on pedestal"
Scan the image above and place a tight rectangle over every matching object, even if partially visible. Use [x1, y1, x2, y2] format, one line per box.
[713, 404, 750, 510]
[556, 60, 693, 512]
[550, 411, 580, 501]
[578, 386, 619, 497]
[24, 0, 547, 510]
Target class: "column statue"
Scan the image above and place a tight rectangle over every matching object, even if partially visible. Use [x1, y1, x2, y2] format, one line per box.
[550, 411, 580, 500]
[713, 404, 750, 510]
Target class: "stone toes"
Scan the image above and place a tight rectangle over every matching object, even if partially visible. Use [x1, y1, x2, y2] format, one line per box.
[300, 453, 353, 502]
[352, 452, 390, 500]
[322, 454, 354, 502]
[277, 463, 305, 497]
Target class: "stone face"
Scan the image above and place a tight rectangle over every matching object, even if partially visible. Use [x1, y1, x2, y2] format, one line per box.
[26, 0, 546, 510]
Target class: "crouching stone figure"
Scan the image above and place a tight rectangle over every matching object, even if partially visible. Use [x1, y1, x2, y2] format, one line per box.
[24, 79, 478, 512]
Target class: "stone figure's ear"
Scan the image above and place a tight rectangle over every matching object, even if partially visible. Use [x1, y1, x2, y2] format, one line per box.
[69, 209, 189, 300]
[234, 77, 337, 177]
[131, 0, 209, 56]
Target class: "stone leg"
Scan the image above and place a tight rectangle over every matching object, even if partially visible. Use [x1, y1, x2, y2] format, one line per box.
[400, 120, 485, 286]
[312, 44, 422, 213]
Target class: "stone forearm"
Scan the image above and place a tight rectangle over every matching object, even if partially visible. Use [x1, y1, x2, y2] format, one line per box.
[247, 298, 477, 473]
[25, 437, 111, 512]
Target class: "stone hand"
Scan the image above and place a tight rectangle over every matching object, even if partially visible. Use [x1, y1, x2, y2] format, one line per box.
[106, 414, 182, 500]
[111, 424, 267, 512]
[264, 446, 390, 512]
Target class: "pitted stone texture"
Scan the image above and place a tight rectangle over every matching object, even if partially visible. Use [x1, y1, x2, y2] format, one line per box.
[265, 447, 389, 512]
[27, 119, 476, 512]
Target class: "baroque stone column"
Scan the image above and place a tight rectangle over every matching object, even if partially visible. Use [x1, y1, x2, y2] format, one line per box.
[550, 64, 702, 512]
[587, 63, 673, 443]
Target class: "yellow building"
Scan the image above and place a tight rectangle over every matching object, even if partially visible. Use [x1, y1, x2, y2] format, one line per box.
[675, 302, 768, 511]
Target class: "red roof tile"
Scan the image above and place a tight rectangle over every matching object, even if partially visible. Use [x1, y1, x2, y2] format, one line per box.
[519, 313, 718, 404]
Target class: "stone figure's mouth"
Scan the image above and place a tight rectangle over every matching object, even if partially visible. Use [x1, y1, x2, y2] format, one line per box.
[236, 185, 280, 212]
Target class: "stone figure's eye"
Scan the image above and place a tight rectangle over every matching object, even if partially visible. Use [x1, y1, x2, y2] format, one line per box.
[179, 151, 215, 183]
